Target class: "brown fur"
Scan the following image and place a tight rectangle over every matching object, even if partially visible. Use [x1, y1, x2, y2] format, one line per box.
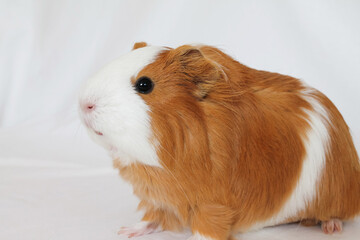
[132, 42, 148, 50]
[114, 43, 360, 239]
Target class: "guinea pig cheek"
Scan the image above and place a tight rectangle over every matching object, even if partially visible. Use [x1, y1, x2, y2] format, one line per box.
[90, 92, 161, 167]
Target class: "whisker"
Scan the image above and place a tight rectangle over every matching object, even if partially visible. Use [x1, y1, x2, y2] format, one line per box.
[74, 122, 82, 139]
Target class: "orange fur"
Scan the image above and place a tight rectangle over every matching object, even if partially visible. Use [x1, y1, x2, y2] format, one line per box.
[132, 42, 148, 50]
[113, 44, 360, 239]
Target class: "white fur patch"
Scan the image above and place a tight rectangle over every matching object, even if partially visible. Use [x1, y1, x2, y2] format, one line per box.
[249, 87, 331, 230]
[187, 232, 216, 240]
[79, 46, 165, 167]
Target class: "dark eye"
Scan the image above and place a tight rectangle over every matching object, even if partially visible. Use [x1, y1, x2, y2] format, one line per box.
[134, 76, 154, 94]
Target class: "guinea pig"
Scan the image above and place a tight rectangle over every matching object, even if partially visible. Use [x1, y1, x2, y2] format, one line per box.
[78, 42, 360, 240]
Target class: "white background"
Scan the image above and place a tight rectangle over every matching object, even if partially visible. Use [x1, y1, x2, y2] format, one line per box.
[0, 1, 359, 240]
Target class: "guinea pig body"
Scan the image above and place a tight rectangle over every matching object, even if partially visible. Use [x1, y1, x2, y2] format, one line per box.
[79, 43, 360, 240]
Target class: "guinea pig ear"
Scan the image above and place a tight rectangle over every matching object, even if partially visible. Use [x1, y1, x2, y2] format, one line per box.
[172, 46, 224, 99]
[132, 42, 148, 50]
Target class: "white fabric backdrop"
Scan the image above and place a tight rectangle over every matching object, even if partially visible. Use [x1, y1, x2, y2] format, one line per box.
[0, 1, 359, 240]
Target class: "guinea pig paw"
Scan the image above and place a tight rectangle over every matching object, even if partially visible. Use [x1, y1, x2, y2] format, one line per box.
[321, 219, 343, 234]
[117, 221, 161, 238]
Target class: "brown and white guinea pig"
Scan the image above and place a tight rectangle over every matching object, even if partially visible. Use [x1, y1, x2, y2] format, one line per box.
[78, 42, 360, 240]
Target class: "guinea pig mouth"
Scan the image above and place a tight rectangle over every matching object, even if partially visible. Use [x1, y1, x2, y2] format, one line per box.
[94, 130, 103, 136]
[82, 117, 103, 136]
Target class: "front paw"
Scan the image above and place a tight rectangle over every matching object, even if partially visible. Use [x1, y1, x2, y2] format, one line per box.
[117, 221, 162, 238]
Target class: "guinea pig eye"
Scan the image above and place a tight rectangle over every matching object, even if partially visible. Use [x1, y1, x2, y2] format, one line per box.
[134, 76, 154, 94]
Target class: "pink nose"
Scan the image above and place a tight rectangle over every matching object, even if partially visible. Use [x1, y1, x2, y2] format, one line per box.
[81, 102, 96, 113]
[87, 104, 95, 110]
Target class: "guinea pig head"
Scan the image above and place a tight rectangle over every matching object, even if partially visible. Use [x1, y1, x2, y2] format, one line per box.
[79, 43, 225, 169]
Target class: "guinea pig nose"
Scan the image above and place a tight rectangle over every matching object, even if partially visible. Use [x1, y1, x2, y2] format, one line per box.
[81, 102, 96, 113]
